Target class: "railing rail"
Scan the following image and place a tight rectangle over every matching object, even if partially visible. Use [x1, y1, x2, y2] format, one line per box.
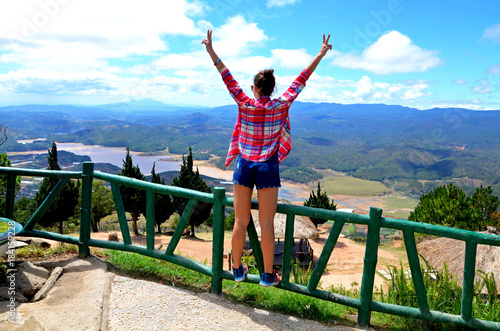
[1, 162, 499, 330]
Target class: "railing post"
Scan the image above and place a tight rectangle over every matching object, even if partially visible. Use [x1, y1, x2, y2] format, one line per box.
[79, 162, 93, 258]
[5, 174, 16, 220]
[146, 189, 155, 250]
[403, 230, 430, 316]
[308, 219, 344, 291]
[211, 187, 226, 294]
[23, 177, 70, 232]
[281, 213, 296, 285]
[247, 214, 265, 275]
[461, 240, 477, 321]
[165, 198, 197, 255]
[358, 207, 383, 328]
[110, 182, 132, 245]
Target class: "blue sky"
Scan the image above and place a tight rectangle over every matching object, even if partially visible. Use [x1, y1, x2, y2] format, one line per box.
[0, 0, 499, 110]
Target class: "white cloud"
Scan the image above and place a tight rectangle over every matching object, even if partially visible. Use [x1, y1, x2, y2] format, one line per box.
[227, 56, 273, 76]
[482, 23, 500, 43]
[307, 73, 357, 89]
[430, 103, 494, 111]
[269, 72, 432, 105]
[151, 53, 207, 71]
[401, 83, 428, 100]
[271, 49, 312, 69]
[0, 0, 206, 71]
[0, 7, 274, 105]
[266, 0, 300, 8]
[213, 16, 268, 57]
[472, 80, 491, 94]
[338, 75, 430, 103]
[0, 69, 120, 95]
[299, 88, 336, 103]
[332, 31, 443, 74]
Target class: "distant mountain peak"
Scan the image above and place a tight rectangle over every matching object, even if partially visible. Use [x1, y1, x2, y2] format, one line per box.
[95, 98, 206, 112]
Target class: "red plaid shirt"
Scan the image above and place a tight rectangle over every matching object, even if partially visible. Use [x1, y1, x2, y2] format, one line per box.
[221, 67, 311, 167]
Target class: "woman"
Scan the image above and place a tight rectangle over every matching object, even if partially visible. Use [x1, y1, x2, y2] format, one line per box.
[202, 30, 332, 286]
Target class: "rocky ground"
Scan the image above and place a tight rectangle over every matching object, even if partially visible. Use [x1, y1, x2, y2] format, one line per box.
[90, 225, 405, 291]
[0, 255, 362, 331]
[0, 223, 410, 330]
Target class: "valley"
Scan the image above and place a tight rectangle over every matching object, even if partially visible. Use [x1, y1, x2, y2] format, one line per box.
[1, 99, 499, 206]
[6, 141, 418, 218]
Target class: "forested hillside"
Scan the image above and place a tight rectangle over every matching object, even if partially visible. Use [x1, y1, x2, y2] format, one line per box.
[1, 99, 499, 196]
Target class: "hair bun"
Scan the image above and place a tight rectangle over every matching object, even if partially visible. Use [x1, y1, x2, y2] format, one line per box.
[263, 69, 274, 78]
[254, 69, 276, 97]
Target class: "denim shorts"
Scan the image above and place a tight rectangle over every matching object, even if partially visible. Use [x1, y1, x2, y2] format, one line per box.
[233, 154, 281, 190]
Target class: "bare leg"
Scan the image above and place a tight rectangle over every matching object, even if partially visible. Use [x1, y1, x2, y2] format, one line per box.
[232, 183, 253, 269]
[257, 187, 279, 273]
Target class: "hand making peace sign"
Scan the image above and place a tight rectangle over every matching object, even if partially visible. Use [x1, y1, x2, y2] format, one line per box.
[319, 34, 332, 58]
[201, 30, 214, 55]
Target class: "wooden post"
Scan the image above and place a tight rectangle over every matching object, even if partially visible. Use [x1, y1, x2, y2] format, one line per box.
[358, 207, 382, 328]
[79, 162, 94, 258]
[211, 187, 226, 294]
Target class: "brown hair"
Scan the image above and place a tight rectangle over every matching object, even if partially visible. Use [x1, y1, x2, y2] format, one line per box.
[253, 69, 275, 96]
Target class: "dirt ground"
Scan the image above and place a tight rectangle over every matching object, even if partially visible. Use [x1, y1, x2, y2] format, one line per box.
[90, 226, 404, 291]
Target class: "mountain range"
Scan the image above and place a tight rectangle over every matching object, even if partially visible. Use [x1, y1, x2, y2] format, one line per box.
[1, 99, 499, 196]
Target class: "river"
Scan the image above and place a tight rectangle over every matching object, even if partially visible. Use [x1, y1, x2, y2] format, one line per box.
[15, 142, 310, 203]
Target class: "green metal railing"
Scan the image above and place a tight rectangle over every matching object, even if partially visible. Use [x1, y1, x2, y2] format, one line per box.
[1, 162, 499, 329]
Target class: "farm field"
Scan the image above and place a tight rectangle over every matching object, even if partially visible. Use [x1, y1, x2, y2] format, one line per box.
[314, 175, 392, 196]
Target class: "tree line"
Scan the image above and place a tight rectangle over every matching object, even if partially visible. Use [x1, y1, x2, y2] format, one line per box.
[1, 139, 499, 238]
[409, 183, 500, 231]
[2, 142, 212, 237]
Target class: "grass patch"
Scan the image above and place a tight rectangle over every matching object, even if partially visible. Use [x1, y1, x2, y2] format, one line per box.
[371, 259, 500, 330]
[378, 241, 408, 262]
[381, 196, 419, 211]
[383, 211, 412, 220]
[318, 176, 392, 196]
[223, 280, 356, 325]
[105, 250, 211, 292]
[0, 242, 79, 261]
[0, 222, 9, 233]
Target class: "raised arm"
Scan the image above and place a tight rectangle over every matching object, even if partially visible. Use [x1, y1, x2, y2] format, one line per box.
[202, 30, 250, 105]
[305, 34, 332, 74]
[202, 30, 225, 72]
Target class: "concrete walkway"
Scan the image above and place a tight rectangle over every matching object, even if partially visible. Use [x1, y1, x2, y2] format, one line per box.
[1, 256, 362, 331]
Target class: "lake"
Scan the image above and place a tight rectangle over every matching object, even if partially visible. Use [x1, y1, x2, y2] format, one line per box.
[55, 143, 182, 174]
[27, 142, 309, 203]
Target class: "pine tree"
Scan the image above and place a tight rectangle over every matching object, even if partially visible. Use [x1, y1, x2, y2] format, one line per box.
[0, 153, 12, 196]
[0, 123, 7, 147]
[303, 182, 337, 228]
[0, 153, 17, 216]
[171, 147, 212, 237]
[34, 142, 80, 234]
[90, 181, 115, 232]
[409, 183, 500, 231]
[118, 147, 145, 235]
[470, 185, 500, 228]
[409, 183, 473, 229]
[150, 163, 175, 233]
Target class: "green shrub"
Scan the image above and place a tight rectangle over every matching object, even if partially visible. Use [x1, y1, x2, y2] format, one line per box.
[291, 261, 315, 286]
[373, 257, 500, 329]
